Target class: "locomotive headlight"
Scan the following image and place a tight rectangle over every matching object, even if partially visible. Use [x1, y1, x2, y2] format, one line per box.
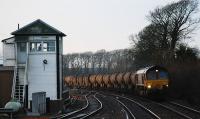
[147, 85, 151, 89]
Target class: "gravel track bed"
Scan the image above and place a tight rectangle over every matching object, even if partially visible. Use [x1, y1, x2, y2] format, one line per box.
[66, 93, 100, 119]
[117, 96, 155, 119]
[103, 91, 185, 119]
[90, 93, 126, 119]
[160, 101, 200, 119]
[64, 95, 87, 114]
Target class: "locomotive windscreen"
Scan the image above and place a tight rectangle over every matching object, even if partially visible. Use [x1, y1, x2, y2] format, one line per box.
[159, 71, 168, 79]
[147, 69, 168, 80]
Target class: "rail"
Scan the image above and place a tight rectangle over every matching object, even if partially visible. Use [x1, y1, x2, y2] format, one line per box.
[154, 102, 192, 119]
[132, 95, 196, 119]
[115, 97, 136, 119]
[80, 93, 103, 119]
[108, 93, 161, 119]
[51, 93, 90, 119]
[169, 101, 200, 114]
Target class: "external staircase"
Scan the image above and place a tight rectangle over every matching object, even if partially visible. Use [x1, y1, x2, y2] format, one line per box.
[11, 64, 27, 106]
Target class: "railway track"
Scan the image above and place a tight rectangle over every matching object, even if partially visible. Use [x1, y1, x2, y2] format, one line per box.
[51, 93, 89, 119]
[155, 101, 200, 119]
[80, 93, 102, 119]
[92, 93, 128, 119]
[101, 92, 160, 119]
[115, 98, 136, 119]
[103, 91, 197, 119]
[54, 89, 200, 119]
[97, 93, 135, 119]
[125, 94, 200, 119]
[169, 101, 200, 114]
[52, 92, 102, 119]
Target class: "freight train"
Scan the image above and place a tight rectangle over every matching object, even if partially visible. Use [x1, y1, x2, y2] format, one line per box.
[64, 65, 169, 95]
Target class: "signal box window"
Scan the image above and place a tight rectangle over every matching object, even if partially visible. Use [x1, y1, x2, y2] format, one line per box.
[20, 43, 26, 52]
[30, 41, 55, 52]
[43, 41, 55, 52]
[30, 42, 42, 52]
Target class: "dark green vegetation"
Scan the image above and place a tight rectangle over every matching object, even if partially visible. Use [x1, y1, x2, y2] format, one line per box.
[63, 0, 200, 104]
[168, 61, 200, 104]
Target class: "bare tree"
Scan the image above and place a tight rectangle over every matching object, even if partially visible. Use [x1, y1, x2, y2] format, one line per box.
[148, 0, 200, 63]
[63, 49, 134, 75]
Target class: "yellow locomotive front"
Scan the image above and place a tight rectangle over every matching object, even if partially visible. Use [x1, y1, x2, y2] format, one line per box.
[145, 67, 169, 91]
[143, 66, 169, 97]
[135, 66, 169, 95]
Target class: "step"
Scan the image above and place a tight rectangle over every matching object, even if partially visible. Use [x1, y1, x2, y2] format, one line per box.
[15, 85, 24, 88]
[14, 96, 23, 98]
[14, 95, 23, 97]
[14, 92, 23, 94]
[15, 91, 23, 94]
[14, 94, 23, 96]
[14, 96, 23, 99]
[15, 86, 24, 88]
[14, 91, 23, 94]
[15, 88, 24, 91]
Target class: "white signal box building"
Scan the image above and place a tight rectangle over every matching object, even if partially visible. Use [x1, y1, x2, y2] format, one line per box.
[2, 19, 66, 108]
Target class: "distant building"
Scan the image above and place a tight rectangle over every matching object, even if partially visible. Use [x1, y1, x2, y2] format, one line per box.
[2, 19, 66, 109]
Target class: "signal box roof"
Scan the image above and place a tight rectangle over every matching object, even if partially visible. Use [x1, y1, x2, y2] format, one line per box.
[11, 19, 66, 36]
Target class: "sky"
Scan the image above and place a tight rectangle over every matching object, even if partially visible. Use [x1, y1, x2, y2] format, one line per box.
[0, 0, 199, 55]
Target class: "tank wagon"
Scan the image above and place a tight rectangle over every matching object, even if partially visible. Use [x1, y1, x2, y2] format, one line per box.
[89, 75, 97, 88]
[96, 75, 104, 87]
[102, 74, 111, 88]
[83, 75, 90, 88]
[116, 73, 125, 89]
[65, 65, 169, 95]
[123, 72, 132, 89]
[110, 73, 118, 88]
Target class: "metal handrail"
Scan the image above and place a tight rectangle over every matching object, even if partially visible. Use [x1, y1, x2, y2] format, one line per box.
[11, 66, 17, 98]
[11, 42, 17, 99]
[22, 56, 29, 105]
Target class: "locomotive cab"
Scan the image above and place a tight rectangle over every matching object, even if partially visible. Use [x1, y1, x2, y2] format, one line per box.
[145, 66, 169, 89]
[135, 65, 169, 95]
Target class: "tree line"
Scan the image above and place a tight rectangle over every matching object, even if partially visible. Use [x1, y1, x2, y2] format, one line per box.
[63, 49, 135, 76]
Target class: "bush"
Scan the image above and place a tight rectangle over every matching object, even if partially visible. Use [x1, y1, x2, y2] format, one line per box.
[167, 60, 200, 104]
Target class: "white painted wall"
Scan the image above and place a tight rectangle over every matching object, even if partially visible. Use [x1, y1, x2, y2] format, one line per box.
[28, 53, 57, 100]
[3, 37, 16, 66]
